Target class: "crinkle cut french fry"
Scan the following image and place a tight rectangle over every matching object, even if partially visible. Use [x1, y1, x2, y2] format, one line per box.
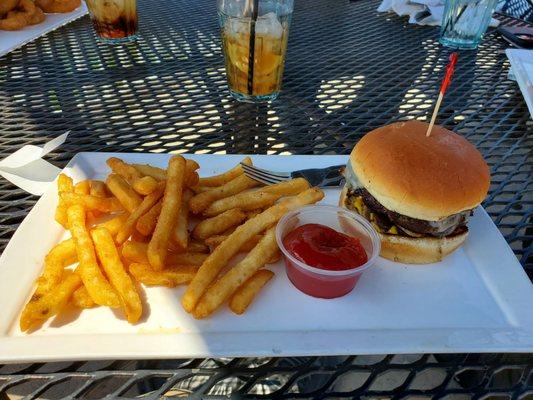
[221, 225, 238, 236]
[193, 228, 278, 318]
[203, 192, 280, 217]
[133, 163, 166, 181]
[266, 249, 281, 264]
[74, 180, 101, 222]
[183, 160, 201, 187]
[131, 230, 149, 243]
[186, 159, 200, 172]
[132, 176, 159, 195]
[205, 234, 281, 264]
[55, 173, 74, 228]
[107, 157, 143, 183]
[31, 214, 127, 301]
[204, 234, 263, 253]
[67, 205, 120, 307]
[60, 192, 123, 213]
[92, 228, 142, 323]
[260, 178, 310, 196]
[90, 180, 108, 198]
[187, 171, 199, 188]
[203, 178, 310, 217]
[184, 160, 201, 188]
[136, 200, 162, 236]
[122, 240, 208, 266]
[122, 240, 156, 263]
[74, 180, 91, 195]
[33, 239, 77, 298]
[133, 160, 199, 187]
[229, 270, 274, 315]
[71, 285, 97, 309]
[197, 157, 252, 187]
[20, 271, 82, 332]
[98, 213, 129, 237]
[186, 240, 209, 254]
[148, 156, 186, 270]
[189, 185, 213, 194]
[58, 173, 74, 192]
[171, 189, 192, 251]
[192, 209, 247, 240]
[246, 210, 262, 219]
[116, 182, 165, 245]
[106, 174, 142, 213]
[189, 174, 260, 215]
[181, 187, 324, 312]
[88, 180, 108, 220]
[167, 239, 209, 254]
[129, 263, 197, 287]
[167, 251, 209, 266]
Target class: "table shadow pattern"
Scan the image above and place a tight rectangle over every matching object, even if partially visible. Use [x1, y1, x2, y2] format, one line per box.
[1, 354, 532, 398]
[0, 0, 531, 397]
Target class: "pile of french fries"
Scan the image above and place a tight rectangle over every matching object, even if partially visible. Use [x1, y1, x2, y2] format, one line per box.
[19, 156, 324, 331]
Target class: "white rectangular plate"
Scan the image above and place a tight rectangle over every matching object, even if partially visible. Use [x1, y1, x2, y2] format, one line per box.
[0, 2, 87, 58]
[0, 152, 532, 363]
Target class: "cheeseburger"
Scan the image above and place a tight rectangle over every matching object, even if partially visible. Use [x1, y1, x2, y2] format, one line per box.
[340, 120, 490, 264]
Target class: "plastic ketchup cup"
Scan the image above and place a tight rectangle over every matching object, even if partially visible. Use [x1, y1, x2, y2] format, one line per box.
[276, 205, 380, 299]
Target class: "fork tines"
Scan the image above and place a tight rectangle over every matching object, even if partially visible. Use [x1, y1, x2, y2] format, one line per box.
[240, 162, 290, 185]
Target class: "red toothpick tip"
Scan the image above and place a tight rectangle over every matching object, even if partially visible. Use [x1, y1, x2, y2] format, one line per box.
[440, 52, 458, 95]
[426, 52, 459, 137]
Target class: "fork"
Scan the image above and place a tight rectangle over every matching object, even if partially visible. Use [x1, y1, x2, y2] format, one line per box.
[241, 162, 346, 188]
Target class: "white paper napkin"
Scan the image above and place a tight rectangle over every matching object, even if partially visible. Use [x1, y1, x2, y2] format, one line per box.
[377, 0, 500, 27]
[0, 132, 69, 196]
[506, 49, 533, 119]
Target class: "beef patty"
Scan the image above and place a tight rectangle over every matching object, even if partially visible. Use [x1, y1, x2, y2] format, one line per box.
[347, 188, 471, 238]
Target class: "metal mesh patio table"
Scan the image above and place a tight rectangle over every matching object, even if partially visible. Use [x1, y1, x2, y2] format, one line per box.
[0, 0, 531, 397]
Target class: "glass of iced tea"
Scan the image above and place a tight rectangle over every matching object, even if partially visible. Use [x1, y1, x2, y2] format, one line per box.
[218, 0, 293, 102]
[86, 0, 138, 43]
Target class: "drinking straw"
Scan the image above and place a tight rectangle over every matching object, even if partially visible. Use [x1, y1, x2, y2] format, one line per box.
[246, 0, 260, 96]
[426, 52, 459, 137]
[442, 3, 467, 36]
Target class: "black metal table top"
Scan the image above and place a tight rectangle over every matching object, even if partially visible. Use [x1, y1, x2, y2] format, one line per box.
[0, 0, 532, 398]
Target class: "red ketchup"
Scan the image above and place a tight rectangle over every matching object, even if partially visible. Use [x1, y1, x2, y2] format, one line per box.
[282, 223, 368, 298]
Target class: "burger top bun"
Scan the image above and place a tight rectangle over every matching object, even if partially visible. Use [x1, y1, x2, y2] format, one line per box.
[351, 120, 490, 221]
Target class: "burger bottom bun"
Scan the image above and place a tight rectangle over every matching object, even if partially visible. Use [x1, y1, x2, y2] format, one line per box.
[339, 185, 468, 264]
[379, 229, 467, 264]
